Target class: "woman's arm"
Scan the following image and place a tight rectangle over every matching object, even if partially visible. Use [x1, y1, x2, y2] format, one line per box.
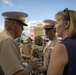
[30, 48, 34, 59]
[47, 43, 68, 75]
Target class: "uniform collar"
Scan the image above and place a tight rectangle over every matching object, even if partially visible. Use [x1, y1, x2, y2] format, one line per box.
[3, 29, 13, 39]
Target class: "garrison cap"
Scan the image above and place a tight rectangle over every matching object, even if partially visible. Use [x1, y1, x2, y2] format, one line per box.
[43, 19, 56, 29]
[2, 11, 28, 26]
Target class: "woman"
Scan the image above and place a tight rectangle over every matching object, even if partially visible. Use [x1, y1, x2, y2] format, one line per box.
[30, 35, 43, 60]
[30, 35, 44, 75]
[47, 8, 76, 75]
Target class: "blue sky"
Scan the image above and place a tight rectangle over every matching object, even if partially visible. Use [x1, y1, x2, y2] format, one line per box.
[0, 0, 76, 26]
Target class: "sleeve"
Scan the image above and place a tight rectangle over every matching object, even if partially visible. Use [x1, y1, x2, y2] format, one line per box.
[0, 39, 24, 75]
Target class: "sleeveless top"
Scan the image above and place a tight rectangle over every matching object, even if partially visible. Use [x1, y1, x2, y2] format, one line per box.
[61, 37, 76, 75]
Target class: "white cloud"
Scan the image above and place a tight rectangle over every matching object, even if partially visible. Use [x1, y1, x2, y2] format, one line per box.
[1, 0, 14, 6]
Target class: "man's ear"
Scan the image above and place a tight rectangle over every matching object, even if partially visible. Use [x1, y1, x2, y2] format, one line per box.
[65, 20, 70, 29]
[9, 21, 14, 30]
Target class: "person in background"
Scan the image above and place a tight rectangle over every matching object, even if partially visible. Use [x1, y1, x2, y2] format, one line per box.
[30, 35, 44, 75]
[38, 19, 60, 75]
[26, 37, 33, 54]
[19, 40, 25, 54]
[21, 37, 33, 61]
[27, 37, 33, 44]
[47, 8, 76, 75]
[30, 35, 44, 60]
[19, 40, 28, 61]
[0, 11, 42, 75]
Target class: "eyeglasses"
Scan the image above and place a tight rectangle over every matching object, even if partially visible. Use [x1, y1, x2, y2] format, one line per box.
[63, 8, 70, 21]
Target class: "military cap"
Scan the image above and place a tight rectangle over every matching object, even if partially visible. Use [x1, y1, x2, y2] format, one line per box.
[2, 11, 28, 26]
[43, 19, 56, 29]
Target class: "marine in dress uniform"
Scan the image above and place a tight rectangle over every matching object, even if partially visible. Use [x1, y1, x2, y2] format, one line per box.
[0, 11, 43, 75]
[0, 11, 28, 75]
[43, 19, 60, 75]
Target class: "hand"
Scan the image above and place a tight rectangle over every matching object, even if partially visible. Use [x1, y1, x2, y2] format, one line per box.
[21, 54, 25, 57]
[29, 58, 42, 70]
[38, 66, 47, 73]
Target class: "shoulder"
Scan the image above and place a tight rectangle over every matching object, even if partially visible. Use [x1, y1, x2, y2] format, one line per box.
[50, 43, 67, 60]
[52, 43, 68, 57]
[53, 43, 66, 52]
[19, 44, 23, 48]
[0, 32, 12, 43]
[52, 43, 68, 63]
[54, 37, 60, 43]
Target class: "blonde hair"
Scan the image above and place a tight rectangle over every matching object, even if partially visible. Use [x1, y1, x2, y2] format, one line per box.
[55, 8, 76, 37]
[34, 35, 43, 46]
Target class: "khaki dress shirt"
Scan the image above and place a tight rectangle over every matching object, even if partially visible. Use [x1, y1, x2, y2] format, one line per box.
[0, 30, 24, 75]
[43, 37, 60, 68]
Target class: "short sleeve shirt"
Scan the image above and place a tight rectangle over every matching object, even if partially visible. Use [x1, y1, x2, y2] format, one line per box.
[0, 30, 24, 75]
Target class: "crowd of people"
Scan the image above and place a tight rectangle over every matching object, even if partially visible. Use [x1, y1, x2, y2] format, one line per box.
[0, 8, 76, 75]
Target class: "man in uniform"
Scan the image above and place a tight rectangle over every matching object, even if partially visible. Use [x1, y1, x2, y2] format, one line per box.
[38, 19, 60, 75]
[0, 11, 41, 75]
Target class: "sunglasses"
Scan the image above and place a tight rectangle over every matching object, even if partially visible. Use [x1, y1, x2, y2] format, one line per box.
[45, 28, 53, 31]
[63, 8, 70, 21]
